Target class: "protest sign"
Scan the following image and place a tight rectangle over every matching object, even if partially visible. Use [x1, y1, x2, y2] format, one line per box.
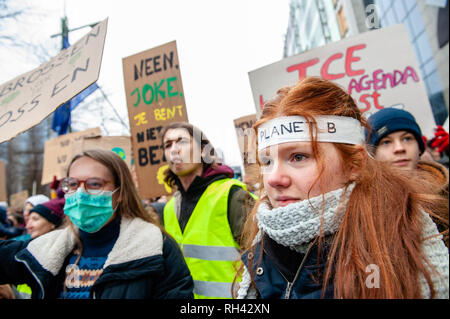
[0, 160, 6, 202]
[233, 114, 258, 174]
[0, 18, 108, 143]
[41, 127, 101, 185]
[9, 190, 29, 210]
[122, 40, 188, 198]
[248, 24, 436, 137]
[234, 114, 259, 188]
[71, 135, 132, 169]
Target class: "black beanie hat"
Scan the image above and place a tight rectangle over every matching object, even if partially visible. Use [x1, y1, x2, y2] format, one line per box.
[365, 108, 425, 154]
[30, 193, 65, 227]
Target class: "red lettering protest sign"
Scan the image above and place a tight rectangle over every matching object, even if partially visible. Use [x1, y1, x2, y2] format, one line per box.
[248, 24, 436, 137]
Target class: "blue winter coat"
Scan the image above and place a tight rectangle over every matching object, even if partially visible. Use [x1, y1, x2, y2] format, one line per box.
[242, 234, 334, 299]
[0, 217, 194, 299]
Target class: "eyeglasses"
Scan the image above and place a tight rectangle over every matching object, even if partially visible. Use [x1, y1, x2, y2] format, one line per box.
[61, 177, 113, 195]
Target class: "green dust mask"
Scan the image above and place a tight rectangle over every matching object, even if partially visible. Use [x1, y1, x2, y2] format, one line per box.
[64, 188, 119, 233]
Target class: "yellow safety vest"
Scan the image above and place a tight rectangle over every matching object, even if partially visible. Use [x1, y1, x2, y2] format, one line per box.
[164, 178, 251, 299]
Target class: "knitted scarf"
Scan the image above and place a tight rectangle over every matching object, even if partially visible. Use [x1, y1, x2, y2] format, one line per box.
[257, 183, 354, 254]
[237, 184, 354, 299]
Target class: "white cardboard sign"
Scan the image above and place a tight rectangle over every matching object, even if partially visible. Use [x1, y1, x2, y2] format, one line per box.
[0, 18, 108, 143]
[248, 24, 436, 137]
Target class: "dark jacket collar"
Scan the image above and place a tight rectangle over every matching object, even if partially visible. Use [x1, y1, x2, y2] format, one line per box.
[174, 164, 235, 195]
[242, 234, 335, 299]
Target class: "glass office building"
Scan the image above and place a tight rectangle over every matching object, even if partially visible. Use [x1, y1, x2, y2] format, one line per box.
[284, 0, 449, 126]
[284, 0, 343, 57]
[374, 0, 448, 125]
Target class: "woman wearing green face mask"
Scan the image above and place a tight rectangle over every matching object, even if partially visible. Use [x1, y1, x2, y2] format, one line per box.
[0, 149, 194, 299]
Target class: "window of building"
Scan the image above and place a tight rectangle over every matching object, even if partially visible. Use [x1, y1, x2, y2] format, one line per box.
[384, 8, 395, 25]
[393, 1, 407, 21]
[373, 0, 448, 125]
[425, 69, 444, 95]
[408, 4, 424, 38]
[403, 0, 416, 13]
[416, 31, 433, 64]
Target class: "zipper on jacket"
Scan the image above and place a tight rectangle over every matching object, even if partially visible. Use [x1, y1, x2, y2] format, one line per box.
[283, 240, 316, 299]
[14, 255, 45, 299]
[262, 252, 291, 298]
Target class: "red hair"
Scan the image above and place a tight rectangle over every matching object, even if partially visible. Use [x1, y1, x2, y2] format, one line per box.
[235, 77, 448, 298]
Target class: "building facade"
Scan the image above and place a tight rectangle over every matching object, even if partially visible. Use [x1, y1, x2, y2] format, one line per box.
[284, 0, 343, 57]
[284, 0, 449, 126]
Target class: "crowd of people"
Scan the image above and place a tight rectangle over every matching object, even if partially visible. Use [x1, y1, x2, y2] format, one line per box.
[0, 76, 448, 299]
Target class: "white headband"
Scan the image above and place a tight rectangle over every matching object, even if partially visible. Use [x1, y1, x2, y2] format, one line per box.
[257, 115, 365, 151]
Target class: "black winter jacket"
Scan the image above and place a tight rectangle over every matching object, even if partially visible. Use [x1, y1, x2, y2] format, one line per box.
[0, 217, 194, 299]
[242, 233, 334, 299]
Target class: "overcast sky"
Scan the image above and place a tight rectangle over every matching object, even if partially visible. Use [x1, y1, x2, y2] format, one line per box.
[0, 0, 291, 168]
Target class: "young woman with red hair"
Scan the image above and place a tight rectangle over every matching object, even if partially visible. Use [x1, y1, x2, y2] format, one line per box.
[234, 77, 448, 299]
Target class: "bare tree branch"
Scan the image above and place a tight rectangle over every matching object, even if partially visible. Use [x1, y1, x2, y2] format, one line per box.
[0, 11, 21, 19]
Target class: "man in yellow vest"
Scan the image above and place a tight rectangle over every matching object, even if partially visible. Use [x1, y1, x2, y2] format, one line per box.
[160, 122, 256, 299]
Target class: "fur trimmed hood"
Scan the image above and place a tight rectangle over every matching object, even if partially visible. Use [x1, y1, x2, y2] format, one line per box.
[2, 217, 193, 299]
[25, 217, 163, 276]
